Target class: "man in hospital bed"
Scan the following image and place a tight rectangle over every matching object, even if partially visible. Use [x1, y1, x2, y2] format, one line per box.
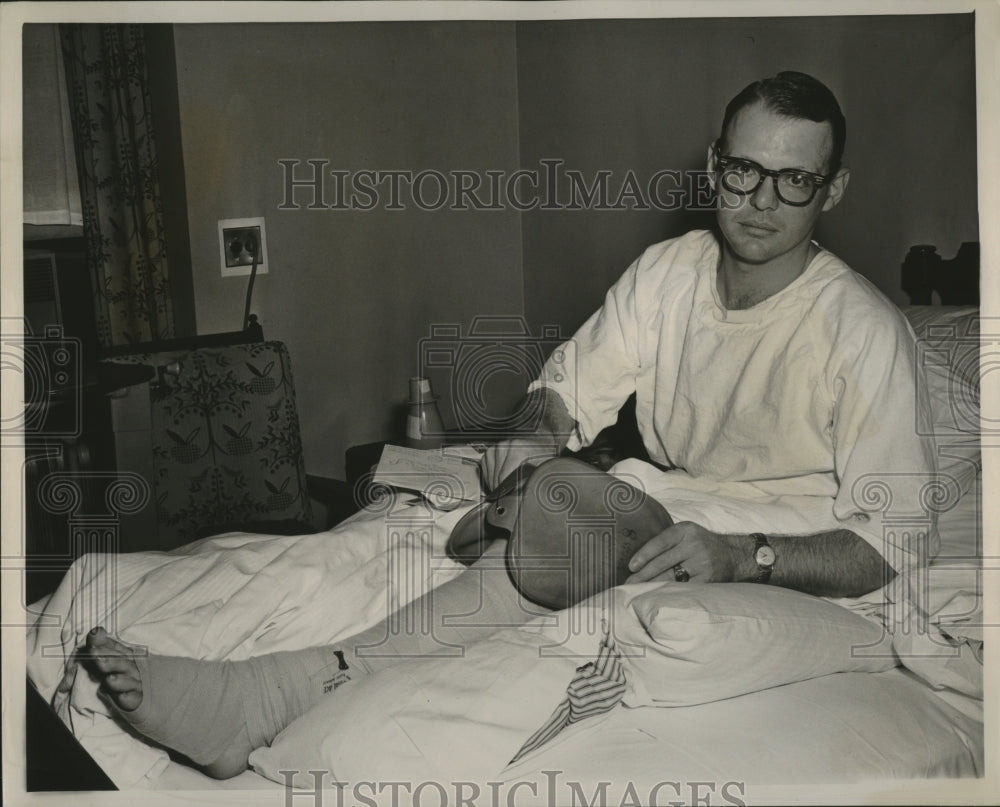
[70, 71, 936, 779]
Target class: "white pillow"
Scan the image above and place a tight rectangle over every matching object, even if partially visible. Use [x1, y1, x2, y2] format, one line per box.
[617, 583, 897, 708]
[251, 582, 897, 784]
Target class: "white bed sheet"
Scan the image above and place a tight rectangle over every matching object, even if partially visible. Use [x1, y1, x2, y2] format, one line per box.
[25, 472, 984, 794]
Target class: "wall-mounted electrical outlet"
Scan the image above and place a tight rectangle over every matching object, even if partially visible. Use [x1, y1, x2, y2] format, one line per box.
[218, 217, 269, 277]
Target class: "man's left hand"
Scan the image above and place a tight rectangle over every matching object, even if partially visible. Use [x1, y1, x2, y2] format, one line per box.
[625, 521, 739, 584]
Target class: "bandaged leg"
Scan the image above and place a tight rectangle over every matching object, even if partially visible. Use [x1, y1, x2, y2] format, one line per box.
[82, 628, 359, 778]
[81, 543, 542, 778]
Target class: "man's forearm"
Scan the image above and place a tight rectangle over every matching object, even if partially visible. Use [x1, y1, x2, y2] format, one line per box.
[720, 529, 895, 598]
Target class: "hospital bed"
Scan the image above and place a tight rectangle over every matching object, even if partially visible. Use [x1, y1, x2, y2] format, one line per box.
[22, 246, 986, 804]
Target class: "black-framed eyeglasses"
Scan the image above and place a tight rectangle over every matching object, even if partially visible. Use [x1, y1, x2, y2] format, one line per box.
[712, 143, 835, 207]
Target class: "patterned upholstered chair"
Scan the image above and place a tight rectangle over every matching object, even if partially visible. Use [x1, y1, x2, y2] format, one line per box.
[105, 340, 313, 551]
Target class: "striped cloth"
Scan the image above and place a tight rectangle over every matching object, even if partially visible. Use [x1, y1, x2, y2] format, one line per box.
[510, 627, 627, 763]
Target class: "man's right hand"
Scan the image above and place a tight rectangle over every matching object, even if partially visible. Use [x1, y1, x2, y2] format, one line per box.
[479, 436, 561, 492]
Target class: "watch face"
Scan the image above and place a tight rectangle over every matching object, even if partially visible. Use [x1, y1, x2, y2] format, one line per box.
[756, 545, 776, 567]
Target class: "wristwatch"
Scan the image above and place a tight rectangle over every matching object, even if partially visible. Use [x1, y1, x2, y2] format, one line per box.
[750, 533, 775, 583]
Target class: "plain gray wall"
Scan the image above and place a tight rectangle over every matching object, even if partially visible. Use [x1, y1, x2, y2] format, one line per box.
[174, 22, 524, 478]
[172, 15, 978, 479]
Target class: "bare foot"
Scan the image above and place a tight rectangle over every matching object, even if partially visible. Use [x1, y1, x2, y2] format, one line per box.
[75, 626, 254, 778]
[81, 627, 144, 712]
[69, 627, 347, 780]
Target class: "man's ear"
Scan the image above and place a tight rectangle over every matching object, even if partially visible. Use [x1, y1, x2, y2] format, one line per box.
[706, 143, 718, 190]
[821, 168, 850, 212]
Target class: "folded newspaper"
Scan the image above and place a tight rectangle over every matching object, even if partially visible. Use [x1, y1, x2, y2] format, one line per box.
[372, 444, 484, 507]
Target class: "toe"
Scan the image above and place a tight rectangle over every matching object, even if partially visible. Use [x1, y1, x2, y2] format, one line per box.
[92, 654, 133, 674]
[103, 671, 141, 693]
[114, 689, 143, 712]
[101, 672, 143, 711]
[86, 627, 134, 656]
[85, 628, 138, 672]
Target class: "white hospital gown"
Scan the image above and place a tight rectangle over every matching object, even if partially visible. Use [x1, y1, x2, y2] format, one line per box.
[530, 229, 938, 572]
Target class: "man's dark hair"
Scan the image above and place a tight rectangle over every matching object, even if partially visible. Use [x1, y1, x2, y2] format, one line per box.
[719, 71, 847, 174]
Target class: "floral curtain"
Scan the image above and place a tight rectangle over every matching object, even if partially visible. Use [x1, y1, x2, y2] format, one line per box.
[60, 24, 174, 347]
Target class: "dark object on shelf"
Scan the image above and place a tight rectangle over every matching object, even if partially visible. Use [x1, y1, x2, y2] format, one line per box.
[902, 242, 979, 305]
[245, 313, 264, 342]
[346, 441, 389, 511]
[306, 474, 357, 528]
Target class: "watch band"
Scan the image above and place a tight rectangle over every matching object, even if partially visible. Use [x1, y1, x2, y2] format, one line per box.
[751, 532, 775, 583]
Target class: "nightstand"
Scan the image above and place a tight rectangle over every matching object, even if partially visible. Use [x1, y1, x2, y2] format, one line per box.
[345, 441, 391, 510]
